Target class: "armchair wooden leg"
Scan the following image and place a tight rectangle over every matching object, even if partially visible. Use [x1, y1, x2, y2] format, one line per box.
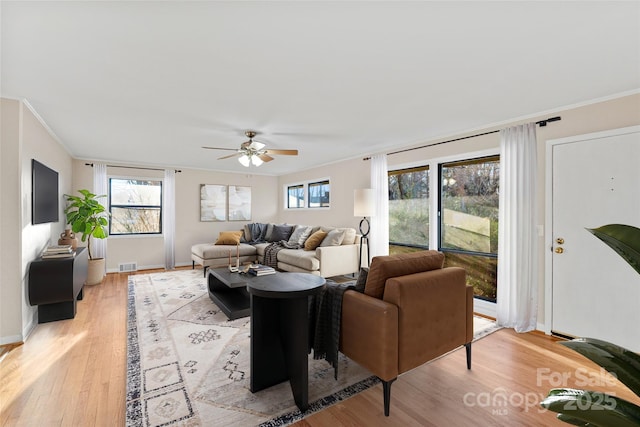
[465, 342, 472, 369]
[382, 378, 397, 416]
[192, 261, 195, 269]
[203, 266, 208, 277]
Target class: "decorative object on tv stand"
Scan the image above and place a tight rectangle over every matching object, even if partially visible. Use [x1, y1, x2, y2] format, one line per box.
[354, 188, 374, 268]
[58, 229, 78, 249]
[64, 189, 110, 285]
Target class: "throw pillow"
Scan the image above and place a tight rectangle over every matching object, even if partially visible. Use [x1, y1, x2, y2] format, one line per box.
[215, 230, 243, 245]
[304, 230, 327, 251]
[264, 223, 275, 241]
[268, 224, 294, 242]
[288, 225, 312, 246]
[320, 229, 345, 247]
[354, 267, 369, 293]
[241, 224, 252, 243]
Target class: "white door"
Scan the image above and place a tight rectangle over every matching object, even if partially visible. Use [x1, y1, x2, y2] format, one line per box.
[547, 126, 640, 352]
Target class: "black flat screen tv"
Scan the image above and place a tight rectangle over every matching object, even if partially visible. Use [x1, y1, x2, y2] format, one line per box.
[32, 159, 59, 224]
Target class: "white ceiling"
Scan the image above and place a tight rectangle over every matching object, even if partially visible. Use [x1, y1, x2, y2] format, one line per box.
[2, 1, 639, 176]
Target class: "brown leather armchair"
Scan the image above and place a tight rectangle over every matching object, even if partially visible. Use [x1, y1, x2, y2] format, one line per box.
[340, 250, 474, 416]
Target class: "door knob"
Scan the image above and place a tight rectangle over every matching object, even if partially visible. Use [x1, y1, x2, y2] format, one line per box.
[555, 247, 564, 254]
[556, 238, 565, 244]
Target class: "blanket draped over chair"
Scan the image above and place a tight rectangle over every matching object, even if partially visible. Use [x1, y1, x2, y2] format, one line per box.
[310, 280, 356, 379]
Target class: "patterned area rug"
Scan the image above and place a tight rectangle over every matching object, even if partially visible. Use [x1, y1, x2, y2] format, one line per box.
[126, 269, 500, 427]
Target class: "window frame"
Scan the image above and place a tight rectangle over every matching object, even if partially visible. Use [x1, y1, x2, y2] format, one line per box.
[388, 148, 499, 316]
[388, 164, 430, 250]
[283, 177, 331, 210]
[307, 179, 330, 208]
[108, 177, 164, 236]
[287, 184, 305, 209]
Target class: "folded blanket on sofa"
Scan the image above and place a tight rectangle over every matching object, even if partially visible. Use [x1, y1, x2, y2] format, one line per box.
[263, 240, 301, 268]
[311, 279, 356, 379]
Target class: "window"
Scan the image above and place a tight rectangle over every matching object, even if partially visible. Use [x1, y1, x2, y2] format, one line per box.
[284, 178, 330, 209]
[388, 166, 429, 253]
[109, 178, 163, 235]
[287, 184, 304, 209]
[439, 156, 499, 302]
[308, 180, 330, 208]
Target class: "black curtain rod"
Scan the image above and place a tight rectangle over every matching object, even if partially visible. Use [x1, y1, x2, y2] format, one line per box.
[364, 116, 561, 160]
[85, 163, 182, 173]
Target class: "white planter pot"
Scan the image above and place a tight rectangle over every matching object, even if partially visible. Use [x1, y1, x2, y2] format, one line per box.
[87, 258, 106, 285]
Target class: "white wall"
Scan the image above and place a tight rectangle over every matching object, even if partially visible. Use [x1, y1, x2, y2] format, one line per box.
[71, 161, 279, 271]
[0, 99, 73, 343]
[1, 99, 22, 343]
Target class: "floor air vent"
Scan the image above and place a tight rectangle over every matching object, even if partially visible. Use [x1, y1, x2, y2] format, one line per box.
[119, 262, 138, 273]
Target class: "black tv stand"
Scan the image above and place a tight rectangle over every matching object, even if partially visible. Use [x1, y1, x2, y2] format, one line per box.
[28, 247, 88, 323]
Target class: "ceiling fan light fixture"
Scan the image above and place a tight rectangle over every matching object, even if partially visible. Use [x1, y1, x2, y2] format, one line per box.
[238, 154, 250, 167]
[251, 155, 263, 167]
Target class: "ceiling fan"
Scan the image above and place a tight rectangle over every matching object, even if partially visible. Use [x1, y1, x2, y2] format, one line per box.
[202, 131, 298, 167]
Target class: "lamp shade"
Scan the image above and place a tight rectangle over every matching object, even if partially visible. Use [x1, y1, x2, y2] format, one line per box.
[238, 155, 250, 167]
[354, 188, 374, 217]
[251, 155, 263, 167]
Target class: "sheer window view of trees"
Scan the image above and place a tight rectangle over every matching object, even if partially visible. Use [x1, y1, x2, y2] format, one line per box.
[440, 156, 499, 301]
[109, 178, 163, 235]
[388, 166, 429, 249]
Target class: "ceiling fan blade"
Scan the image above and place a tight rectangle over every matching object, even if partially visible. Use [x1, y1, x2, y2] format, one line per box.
[202, 146, 238, 151]
[218, 152, 242, 160]
[258, 153, 274, 162]
[264, 149, 298, 156]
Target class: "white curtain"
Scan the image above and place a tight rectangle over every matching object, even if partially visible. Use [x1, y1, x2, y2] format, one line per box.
[92, 162, 108, 263]
[163, 169, 176, 270]
[496, 123, 538, 332]
[370, 154, 389, 259]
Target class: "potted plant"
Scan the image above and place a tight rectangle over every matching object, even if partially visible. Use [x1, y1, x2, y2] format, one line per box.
[541, 224, 640, 426]
[64, 189, 110, 285]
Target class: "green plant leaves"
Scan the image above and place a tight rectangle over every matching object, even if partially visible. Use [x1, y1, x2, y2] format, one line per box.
[587, 224, 640, 275]
[560, 338, 640, 397]
[541, 388, 640, 427]
[63, 190, 109, 259]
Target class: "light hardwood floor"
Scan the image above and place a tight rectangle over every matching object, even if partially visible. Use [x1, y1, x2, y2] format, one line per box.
[1, 268, 638, 426]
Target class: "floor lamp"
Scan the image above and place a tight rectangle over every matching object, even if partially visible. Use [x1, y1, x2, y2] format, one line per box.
[354, 189, 374, 268]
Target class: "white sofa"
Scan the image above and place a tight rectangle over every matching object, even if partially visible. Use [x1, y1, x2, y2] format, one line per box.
[191, 224, 361, 278]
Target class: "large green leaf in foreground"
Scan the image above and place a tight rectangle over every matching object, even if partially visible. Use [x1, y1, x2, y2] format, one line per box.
[587, 224, 640, 275]
[541, 388, 640, 427]
[560, 338, 640, 398]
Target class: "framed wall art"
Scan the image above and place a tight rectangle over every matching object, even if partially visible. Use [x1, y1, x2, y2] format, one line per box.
[228, 185, 251, 221]
[200, 184, 227, 221]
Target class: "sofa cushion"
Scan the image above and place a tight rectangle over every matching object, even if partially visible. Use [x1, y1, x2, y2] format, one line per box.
[268, 224, 294, 242]
[320, 229, 345, 247]
[304, 230, 327, 251]
[277, 249, 320, 271]
[288, 225, 312, 246]
[192, 243, 257, 259]
[253, 242, 269, 257]
[364, 250, 445, 299]
[320, 226, 356, 245]
[215, 230, 243, 245]
[340, 228, 357, 245]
